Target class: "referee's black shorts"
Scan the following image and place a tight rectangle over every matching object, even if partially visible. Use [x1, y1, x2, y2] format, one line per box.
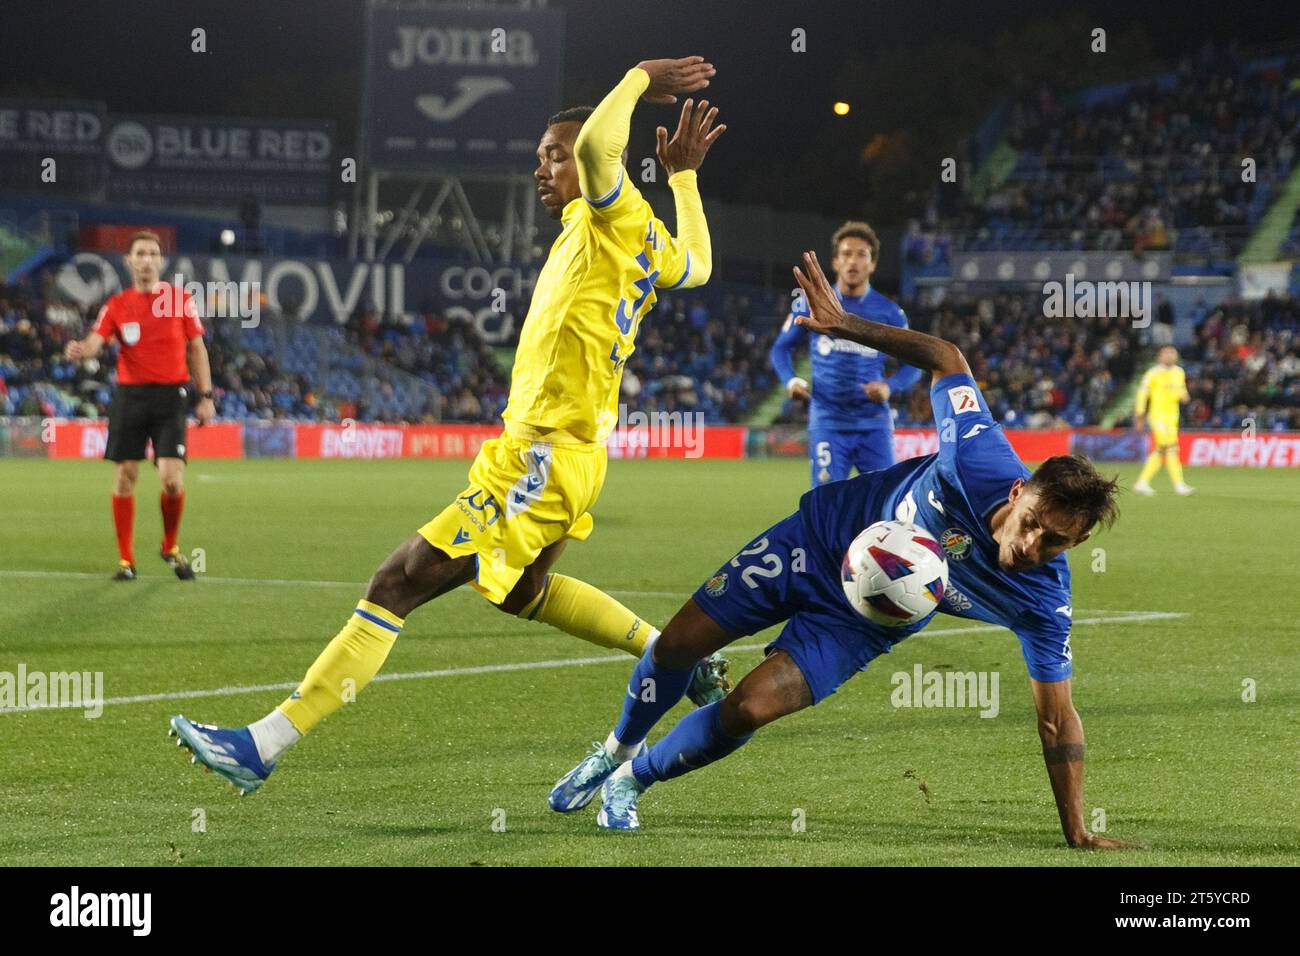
[105, 383, 191, 462]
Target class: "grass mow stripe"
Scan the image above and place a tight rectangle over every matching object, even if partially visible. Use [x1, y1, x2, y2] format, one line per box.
[0, 611, 1187, 715]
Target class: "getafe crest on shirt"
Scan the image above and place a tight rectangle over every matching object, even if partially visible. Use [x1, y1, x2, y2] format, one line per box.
[941, 528, 972, 561]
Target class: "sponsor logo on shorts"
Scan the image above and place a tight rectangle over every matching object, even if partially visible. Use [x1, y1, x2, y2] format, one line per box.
[456, 488, 501, 530]
[452, 528, 471, 545]
[704, 572, 728, 597]
[941, 528, 972, 561]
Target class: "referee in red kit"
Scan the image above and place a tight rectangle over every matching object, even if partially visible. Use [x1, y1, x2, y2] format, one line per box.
[64, 230, 216, 581]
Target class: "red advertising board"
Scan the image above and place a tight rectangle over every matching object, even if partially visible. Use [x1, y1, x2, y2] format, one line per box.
[892, 429, 1070, 462]
[30, 421, 1295, 466]
[46, 420, 242, 459]
[1182, 431, 1300, 468]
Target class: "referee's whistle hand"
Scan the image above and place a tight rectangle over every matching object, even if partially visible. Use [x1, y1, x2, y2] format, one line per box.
[195, 398, 216, 425]
[64, 341, 85, 361]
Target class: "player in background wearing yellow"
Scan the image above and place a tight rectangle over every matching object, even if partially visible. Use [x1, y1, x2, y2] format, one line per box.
[169, 57, 731, 794]
[1132, 345, 1194, 496]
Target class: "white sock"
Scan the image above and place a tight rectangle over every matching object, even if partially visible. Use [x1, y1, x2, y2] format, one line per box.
[610, 762, 640, 787]
[247, 709, 302, 766]
[604, 730, 642, 762]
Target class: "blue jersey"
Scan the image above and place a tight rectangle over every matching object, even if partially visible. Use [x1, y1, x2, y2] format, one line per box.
[770, 286, 923, 432]
[796, 372, 1074, 683]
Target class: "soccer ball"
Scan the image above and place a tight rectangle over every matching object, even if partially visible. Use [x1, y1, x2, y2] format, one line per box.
[841, 520, 949, 627]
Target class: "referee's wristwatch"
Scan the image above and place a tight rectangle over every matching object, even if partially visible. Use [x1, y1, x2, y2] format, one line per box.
[199, 390, 214, 400]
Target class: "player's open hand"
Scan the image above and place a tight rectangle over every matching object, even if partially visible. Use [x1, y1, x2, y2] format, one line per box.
[656, 99, 726, 176]
[636, 56, 715, 104]
[792, 251, 848, 336]
[1072, 831, 1146, 850]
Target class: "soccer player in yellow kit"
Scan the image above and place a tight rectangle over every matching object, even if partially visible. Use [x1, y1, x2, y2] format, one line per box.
[168, 57, 730, 794]
[1133, 345, 1195, 496]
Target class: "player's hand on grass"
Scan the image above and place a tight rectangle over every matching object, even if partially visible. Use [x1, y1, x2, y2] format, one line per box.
[656, 99, 726, 175]
[636, 56, 715, 104]
[862, 381, 891, 402]
[195, 397, 216, 425]
[792, 251, 849, 336]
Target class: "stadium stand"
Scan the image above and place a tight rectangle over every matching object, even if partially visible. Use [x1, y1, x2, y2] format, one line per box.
[934, 43, 1300, 259]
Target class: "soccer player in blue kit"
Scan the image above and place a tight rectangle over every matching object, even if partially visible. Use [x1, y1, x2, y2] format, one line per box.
[770, 222, 922, 486]
[550, 251, 1137, 849]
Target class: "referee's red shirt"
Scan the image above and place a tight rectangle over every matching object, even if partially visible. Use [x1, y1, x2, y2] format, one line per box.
[91, 284, 204, 386]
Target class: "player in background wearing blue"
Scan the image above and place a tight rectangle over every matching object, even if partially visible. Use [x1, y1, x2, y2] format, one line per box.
[770, 222, 922, 486]
[551, 251, 1137, 849]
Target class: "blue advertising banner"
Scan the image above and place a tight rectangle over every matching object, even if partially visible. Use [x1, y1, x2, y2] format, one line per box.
[104, 114, 335, 204]
[363, 2, 564, 171]
[47, 250, 535, 344]
[0, 98, 106, 192]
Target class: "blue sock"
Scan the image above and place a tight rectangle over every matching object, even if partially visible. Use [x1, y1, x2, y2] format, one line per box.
[612, 647, 695, 746]
[630, 701, 753, 788]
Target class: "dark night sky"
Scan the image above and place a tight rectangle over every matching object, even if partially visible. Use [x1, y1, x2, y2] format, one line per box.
[4, 0, 1299, 216]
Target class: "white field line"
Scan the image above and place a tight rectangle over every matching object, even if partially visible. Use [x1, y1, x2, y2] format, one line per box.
[0, 611, 1187, 715]
[0, 568, 680, 599]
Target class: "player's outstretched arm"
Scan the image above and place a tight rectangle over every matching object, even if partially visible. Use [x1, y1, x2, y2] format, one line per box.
[793, 251, 968, 382]
[574, 56, 715, 211]
[1031, 677, 1141, 849]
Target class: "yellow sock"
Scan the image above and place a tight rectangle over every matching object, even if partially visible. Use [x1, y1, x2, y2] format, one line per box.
[519, 574, 653, 657]
[1137, 451, 1162, 485]
[278, 599, 404, 734]
[1165, 448, 1185, 486]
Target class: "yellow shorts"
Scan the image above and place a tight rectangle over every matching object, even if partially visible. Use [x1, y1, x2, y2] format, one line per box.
[1149, 420, 1179, 449]
[418, 432, 607, 604]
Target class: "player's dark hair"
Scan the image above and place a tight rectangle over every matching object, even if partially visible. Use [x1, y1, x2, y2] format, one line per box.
[548, 106, 595, 127]
[126, 230, 163, 253]
[831, 221, 880, 263]
[1025, 454, 1120, 533]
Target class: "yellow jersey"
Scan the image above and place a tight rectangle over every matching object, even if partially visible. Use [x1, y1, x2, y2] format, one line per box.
[502, 68, 711, 444]
[1135, 364, 1189, 423]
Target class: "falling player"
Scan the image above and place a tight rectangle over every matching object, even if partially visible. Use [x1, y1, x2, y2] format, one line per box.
[62, 230, 213, 581]
[168, 57, 731, 793]
[550, 250, 1136, 850]
[1132, 345, 1194, 496]
[770, 221, 921, 486]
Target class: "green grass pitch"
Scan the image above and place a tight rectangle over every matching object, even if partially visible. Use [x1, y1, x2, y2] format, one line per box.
[1, 456, 1296, 866]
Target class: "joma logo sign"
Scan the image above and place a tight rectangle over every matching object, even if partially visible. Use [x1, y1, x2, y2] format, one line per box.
[387, 26, 540, 68]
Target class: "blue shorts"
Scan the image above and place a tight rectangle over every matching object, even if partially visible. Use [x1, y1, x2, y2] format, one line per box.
[692, 510, 898, 704]
[808, 427, 895, 486]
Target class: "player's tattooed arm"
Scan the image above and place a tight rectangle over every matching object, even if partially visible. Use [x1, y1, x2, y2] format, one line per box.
[1031, 677, 1140, 850]
[793, 251, 970, 381]
[1042, 742, 1086, 764]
